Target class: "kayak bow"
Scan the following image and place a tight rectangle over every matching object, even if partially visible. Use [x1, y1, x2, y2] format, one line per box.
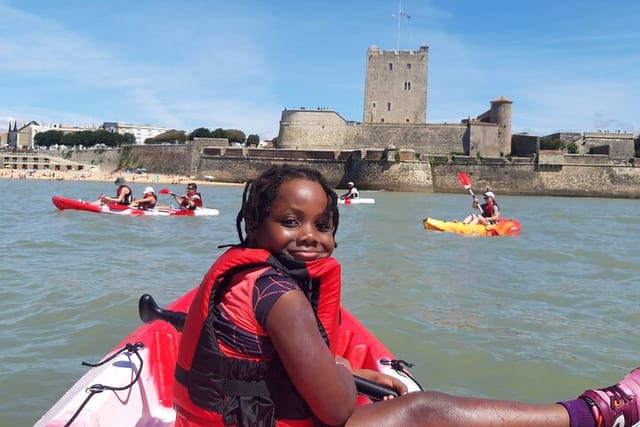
[36, 290, 421, 426]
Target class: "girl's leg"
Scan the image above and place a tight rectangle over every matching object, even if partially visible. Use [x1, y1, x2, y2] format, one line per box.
[346, 367, 640, 427]
[347, 391, 569, 427]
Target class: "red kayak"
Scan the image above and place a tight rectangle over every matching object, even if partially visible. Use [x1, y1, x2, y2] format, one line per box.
[52, 195, 219, 217]
[35, 290, 421, 426]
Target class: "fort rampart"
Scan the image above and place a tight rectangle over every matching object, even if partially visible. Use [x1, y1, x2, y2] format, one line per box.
[62, 144, 640, 199]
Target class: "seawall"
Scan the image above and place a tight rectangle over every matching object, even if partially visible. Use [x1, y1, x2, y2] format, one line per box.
[62, 144, 640, 199]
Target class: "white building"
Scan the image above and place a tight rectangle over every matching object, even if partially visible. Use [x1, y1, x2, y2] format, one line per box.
[7, 121, 97, 149]
[101, 122, 168, 144]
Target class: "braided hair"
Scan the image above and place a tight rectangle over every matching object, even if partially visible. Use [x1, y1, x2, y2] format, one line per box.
[235, 164, 339, 248]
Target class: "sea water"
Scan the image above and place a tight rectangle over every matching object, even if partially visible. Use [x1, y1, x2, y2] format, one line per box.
[1, 178, 639, 426]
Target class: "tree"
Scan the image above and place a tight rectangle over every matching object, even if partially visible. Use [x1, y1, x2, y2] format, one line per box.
[212, 128, 225, 138]
[34, 130, 64, 148]
[224, 129, 246, 144]
[246, 134, 260, 146]
[121, 133, 136, 145]
[188, 127, 213, 140]
[146, 129, 187, 144]
[539, 136, 564, 151]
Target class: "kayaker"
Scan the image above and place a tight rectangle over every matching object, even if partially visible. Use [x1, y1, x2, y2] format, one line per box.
[174, 164, 640, 427]
[462, 190, 500, 225]
[91, 176, 133, 205]
[339, 181, 359, 199]
[130, 186, 157, 210]
[170, 182, 203, 210]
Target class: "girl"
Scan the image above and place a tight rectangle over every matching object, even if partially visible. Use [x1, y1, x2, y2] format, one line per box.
[174, 164, 640, 427]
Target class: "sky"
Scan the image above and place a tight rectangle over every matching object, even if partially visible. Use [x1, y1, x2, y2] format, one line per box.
[1, 0, 639, 140]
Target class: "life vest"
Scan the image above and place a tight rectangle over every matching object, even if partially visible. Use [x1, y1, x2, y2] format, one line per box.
[181, 192, 203, 210]
[173, 247, 342, 427]
[138, 192, 157, 210]
[481, 202, 498, 218]
[117, 185, 133, 205]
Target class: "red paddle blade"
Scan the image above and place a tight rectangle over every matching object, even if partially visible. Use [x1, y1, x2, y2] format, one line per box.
[159, 188, 170, 194]
[457, 172, 471, 188]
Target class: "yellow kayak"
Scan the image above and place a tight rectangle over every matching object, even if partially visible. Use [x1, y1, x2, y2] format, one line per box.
[423, 217, 521, 236]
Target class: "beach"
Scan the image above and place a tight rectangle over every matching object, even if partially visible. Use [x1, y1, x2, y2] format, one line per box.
[0, 166, 241, 187]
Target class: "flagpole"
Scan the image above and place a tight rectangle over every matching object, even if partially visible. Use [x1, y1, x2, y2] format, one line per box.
[396, 0, 402, 50]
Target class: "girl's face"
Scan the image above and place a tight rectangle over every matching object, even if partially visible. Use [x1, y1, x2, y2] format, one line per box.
[252, 178, 335, 262]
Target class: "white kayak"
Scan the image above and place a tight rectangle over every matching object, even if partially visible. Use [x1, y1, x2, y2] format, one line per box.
[35, 292, 421, 426]
[338, 197, 376, 205]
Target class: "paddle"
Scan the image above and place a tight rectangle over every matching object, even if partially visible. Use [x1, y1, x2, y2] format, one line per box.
[456, 172, 480, 206]
[159, 188, 174, 195]
[138, 294, 399, 400]
[456, 172, 498, 236]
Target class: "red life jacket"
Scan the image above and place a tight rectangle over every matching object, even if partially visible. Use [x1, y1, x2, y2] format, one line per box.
[481, 202, 498, 218]
[181, 192, 203, 210]
[173, 247, 342, 427]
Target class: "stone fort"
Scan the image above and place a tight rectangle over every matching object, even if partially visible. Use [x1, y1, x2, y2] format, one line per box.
[276, 45, 512, 158]
[51, 44, 640, 198]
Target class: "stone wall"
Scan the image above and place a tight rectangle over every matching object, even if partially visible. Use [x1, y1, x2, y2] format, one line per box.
[434, 156, 640, 198]
[511, 134, 538, 157]
[346, 123, 470, 155]
[276, 110, 501, 157]
[469, 123, 500, 157]
[277, 110, 351, 149]
[62, 144, 640, 199]
[61, 148, 121, 170]
[583, 132, 635, 158]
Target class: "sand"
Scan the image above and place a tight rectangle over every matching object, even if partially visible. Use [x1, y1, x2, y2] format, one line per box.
[0, 166, 241, 188]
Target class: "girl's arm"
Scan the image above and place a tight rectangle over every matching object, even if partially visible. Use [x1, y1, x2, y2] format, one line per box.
[266, 290, 357, 426]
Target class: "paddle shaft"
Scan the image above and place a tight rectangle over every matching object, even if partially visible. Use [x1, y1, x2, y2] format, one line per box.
[138, 294, 398, 400]
[457, 172, 484, 215]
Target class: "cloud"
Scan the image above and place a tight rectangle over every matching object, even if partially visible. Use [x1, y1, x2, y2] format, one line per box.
[0, 1, 282, 138]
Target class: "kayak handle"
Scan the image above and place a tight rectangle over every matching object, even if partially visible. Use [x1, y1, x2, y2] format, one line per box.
[138, 294, 186, 331]
[137, 294, 399, 400]
[353, 375, 398, 400]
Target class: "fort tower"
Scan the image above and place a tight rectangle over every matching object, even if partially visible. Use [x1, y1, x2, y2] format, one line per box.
[363, 45, 429, 124]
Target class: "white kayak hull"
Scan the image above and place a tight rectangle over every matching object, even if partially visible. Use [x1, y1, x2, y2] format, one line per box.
[338, 198, 376, 205]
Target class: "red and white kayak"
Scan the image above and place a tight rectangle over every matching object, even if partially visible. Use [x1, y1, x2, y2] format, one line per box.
[35, 290, 421, 426]
[338, 197, 376, 205]
[52, 195, 220, 217]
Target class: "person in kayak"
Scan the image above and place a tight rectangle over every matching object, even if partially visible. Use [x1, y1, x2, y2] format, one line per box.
[175, 164, 640, 427]
[130, 186, 157, 210]
[462, 190, 500, 225]
[91, 176, 133, 205]
[170, 182, 203, 210]
[339, 181, 359, 199]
